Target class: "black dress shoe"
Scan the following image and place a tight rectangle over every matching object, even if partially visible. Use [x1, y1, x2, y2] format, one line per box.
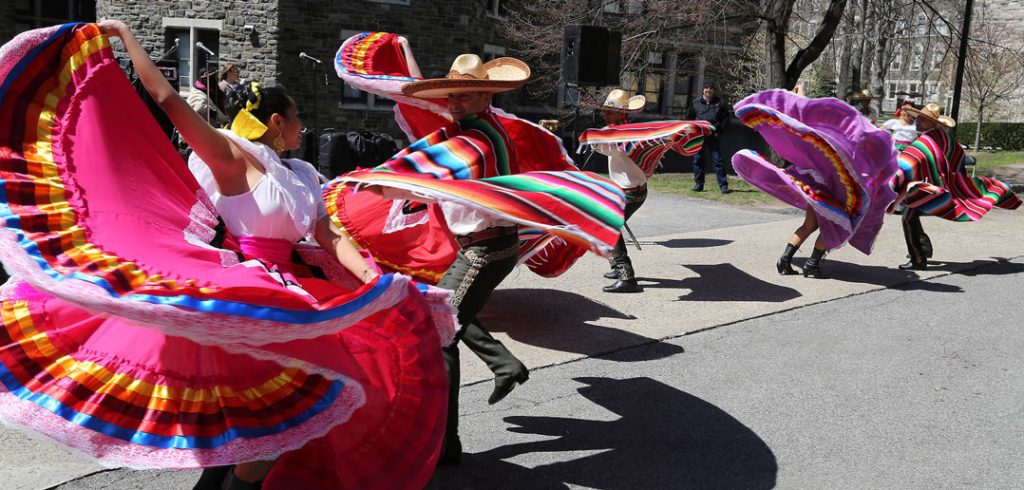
[898, 259, 927, 270]
[437, 437, 462, 466]
[691, 184, 704, 192]
[603, 270, 619, 279]
[489, 369, 529, 405]
[603, 278, 642, 293]
[719, 187, 730, 194]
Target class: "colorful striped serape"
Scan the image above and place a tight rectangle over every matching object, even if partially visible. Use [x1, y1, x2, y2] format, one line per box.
[892, 129, 1021, 220]
[332, 31, 621, 279]
[578, 120, 714, 177]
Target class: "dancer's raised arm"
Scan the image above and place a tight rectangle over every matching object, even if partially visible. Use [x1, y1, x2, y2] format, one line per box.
[98, 20, 247, 184]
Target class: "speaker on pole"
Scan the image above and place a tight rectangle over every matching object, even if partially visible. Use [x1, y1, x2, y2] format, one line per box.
[561, 25, 621, 87]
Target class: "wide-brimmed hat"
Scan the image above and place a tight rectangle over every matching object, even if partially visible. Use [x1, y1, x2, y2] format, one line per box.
[401, 54, 530, 99]
[902, 102, 956, 128]
[850, 89, 880, 101]
[582, 89, 646, 113]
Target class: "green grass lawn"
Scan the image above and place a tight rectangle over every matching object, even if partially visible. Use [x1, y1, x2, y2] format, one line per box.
[966, 151, 1024, 176]
[646, 173, 784, 208]
[642, 150, 1024, 207]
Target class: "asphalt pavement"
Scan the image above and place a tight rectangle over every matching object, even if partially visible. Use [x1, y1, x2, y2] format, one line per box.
[8, 189, 1023, 489]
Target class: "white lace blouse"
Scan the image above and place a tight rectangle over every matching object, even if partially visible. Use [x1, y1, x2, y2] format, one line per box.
[189, 129, 327, 242]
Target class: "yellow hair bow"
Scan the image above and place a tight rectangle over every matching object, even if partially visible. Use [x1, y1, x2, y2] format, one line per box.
[230, 82, 268, 140]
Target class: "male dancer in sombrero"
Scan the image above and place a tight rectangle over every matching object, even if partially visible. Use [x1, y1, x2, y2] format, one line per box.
[578, 89, 713, 292]
[331, 35, 626, 466]
[892, 103, 1021, 270]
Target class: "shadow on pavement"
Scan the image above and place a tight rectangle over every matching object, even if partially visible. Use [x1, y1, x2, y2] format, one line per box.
[480, 289, 683, 361]
[654, 238, 733, 249]
[805, 259, 963, 292]
[940, 257, 1024, 277]
[643, 263, 801, 303]
[428, 376, 778, 490]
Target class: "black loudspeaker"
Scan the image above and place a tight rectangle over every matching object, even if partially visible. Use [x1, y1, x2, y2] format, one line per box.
[561, 25, 621, 87]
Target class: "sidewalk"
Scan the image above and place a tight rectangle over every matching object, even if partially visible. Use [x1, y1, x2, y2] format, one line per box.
[11, 191, 1024, 489]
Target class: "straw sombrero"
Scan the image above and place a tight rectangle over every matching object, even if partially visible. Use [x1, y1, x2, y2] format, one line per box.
[582, 89, 646, 113]
[902, 102, 956, 128]
[401, 54, 530, 99]
[850, 89, 881, 101]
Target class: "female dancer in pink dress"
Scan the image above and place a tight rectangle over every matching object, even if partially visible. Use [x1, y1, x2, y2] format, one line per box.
[0, 21, 453, 490]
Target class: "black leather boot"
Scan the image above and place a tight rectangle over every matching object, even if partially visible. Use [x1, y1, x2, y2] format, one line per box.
[803, 247, 826, 278]
[603, 278, 642, 293]
[489, 365, 529, 405]
[898, 259, 927, 270]
[776, 243, 799, 275]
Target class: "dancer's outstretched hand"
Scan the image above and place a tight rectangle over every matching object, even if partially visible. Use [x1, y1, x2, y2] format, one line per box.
[97, 19, 130, 39]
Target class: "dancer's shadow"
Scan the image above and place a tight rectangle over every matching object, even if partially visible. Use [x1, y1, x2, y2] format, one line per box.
[934, 257, 1024, 277]
[481, 289, 684, 361]
[802, 259, 963, 292]
[429, 376, 778, 490]
[654, 238, 733, 249]
[643, 263, 801, 303]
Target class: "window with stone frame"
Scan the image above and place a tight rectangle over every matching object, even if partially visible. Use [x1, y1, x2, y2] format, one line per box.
[163, 22, 220, 94]
[932, 46, 945, 69]
[926, 81, 939, 102]
[890, 46, 903, 71]
[643, 72, 663, 112]
[915, 14, 928, 36]
[888, 82, 897, 100]
[486, 0, 508, 19]
[14, 0, 95, 34]
[911, 44, 924, 72]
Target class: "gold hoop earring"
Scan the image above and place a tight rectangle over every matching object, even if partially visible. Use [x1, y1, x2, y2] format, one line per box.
[273, 134, 286, 154]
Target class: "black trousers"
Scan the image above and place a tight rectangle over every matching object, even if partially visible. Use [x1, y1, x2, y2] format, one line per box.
[902, 208, 933, 263]
[437, 233, 521, 444]
[692, 136, 728, 190]
[608, 186, 648, 280]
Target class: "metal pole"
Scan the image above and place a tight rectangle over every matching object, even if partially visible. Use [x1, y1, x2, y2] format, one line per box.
[950, 0, 974, 135]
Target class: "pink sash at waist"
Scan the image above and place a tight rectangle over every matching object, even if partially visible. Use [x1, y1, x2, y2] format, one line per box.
[238, 235, 295, 272]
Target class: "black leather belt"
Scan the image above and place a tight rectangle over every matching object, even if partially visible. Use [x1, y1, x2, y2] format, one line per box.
[456, 226, 518, 247]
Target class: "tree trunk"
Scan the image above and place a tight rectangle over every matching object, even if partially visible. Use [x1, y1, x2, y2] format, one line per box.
[974, 108, 983, 150]
[784, 0, 849, 89]
[857, 0, 872, 89]
[837, 16, 854, 98]
[868, 3, 889, 115]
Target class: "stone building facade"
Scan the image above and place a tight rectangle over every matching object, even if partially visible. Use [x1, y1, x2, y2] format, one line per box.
[95, 0, 515, 143]
[3, 1, 758, 165]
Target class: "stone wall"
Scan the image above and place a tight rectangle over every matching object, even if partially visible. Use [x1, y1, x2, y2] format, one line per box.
[277, 1, 512, 138]
[97, 1, 281, 96]
[95, 0, 515, 143]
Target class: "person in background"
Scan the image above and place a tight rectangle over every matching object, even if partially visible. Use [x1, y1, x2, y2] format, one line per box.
[881, 101, 918, 151]
[850, 89, 879, 124]
[686, 81, 730, 193]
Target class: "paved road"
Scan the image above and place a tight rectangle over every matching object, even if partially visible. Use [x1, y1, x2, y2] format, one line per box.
[15, 192, 1024, 489]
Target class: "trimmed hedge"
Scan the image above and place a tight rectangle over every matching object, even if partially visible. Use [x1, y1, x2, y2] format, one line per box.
[957, 122, 1024, 150]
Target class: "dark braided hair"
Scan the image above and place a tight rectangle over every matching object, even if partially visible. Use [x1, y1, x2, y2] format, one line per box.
[227, 82, 296, 124]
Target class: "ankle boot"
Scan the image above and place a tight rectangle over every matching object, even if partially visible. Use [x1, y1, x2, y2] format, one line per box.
[777, 244, 799, 275]
[803, 247, 826, 278]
